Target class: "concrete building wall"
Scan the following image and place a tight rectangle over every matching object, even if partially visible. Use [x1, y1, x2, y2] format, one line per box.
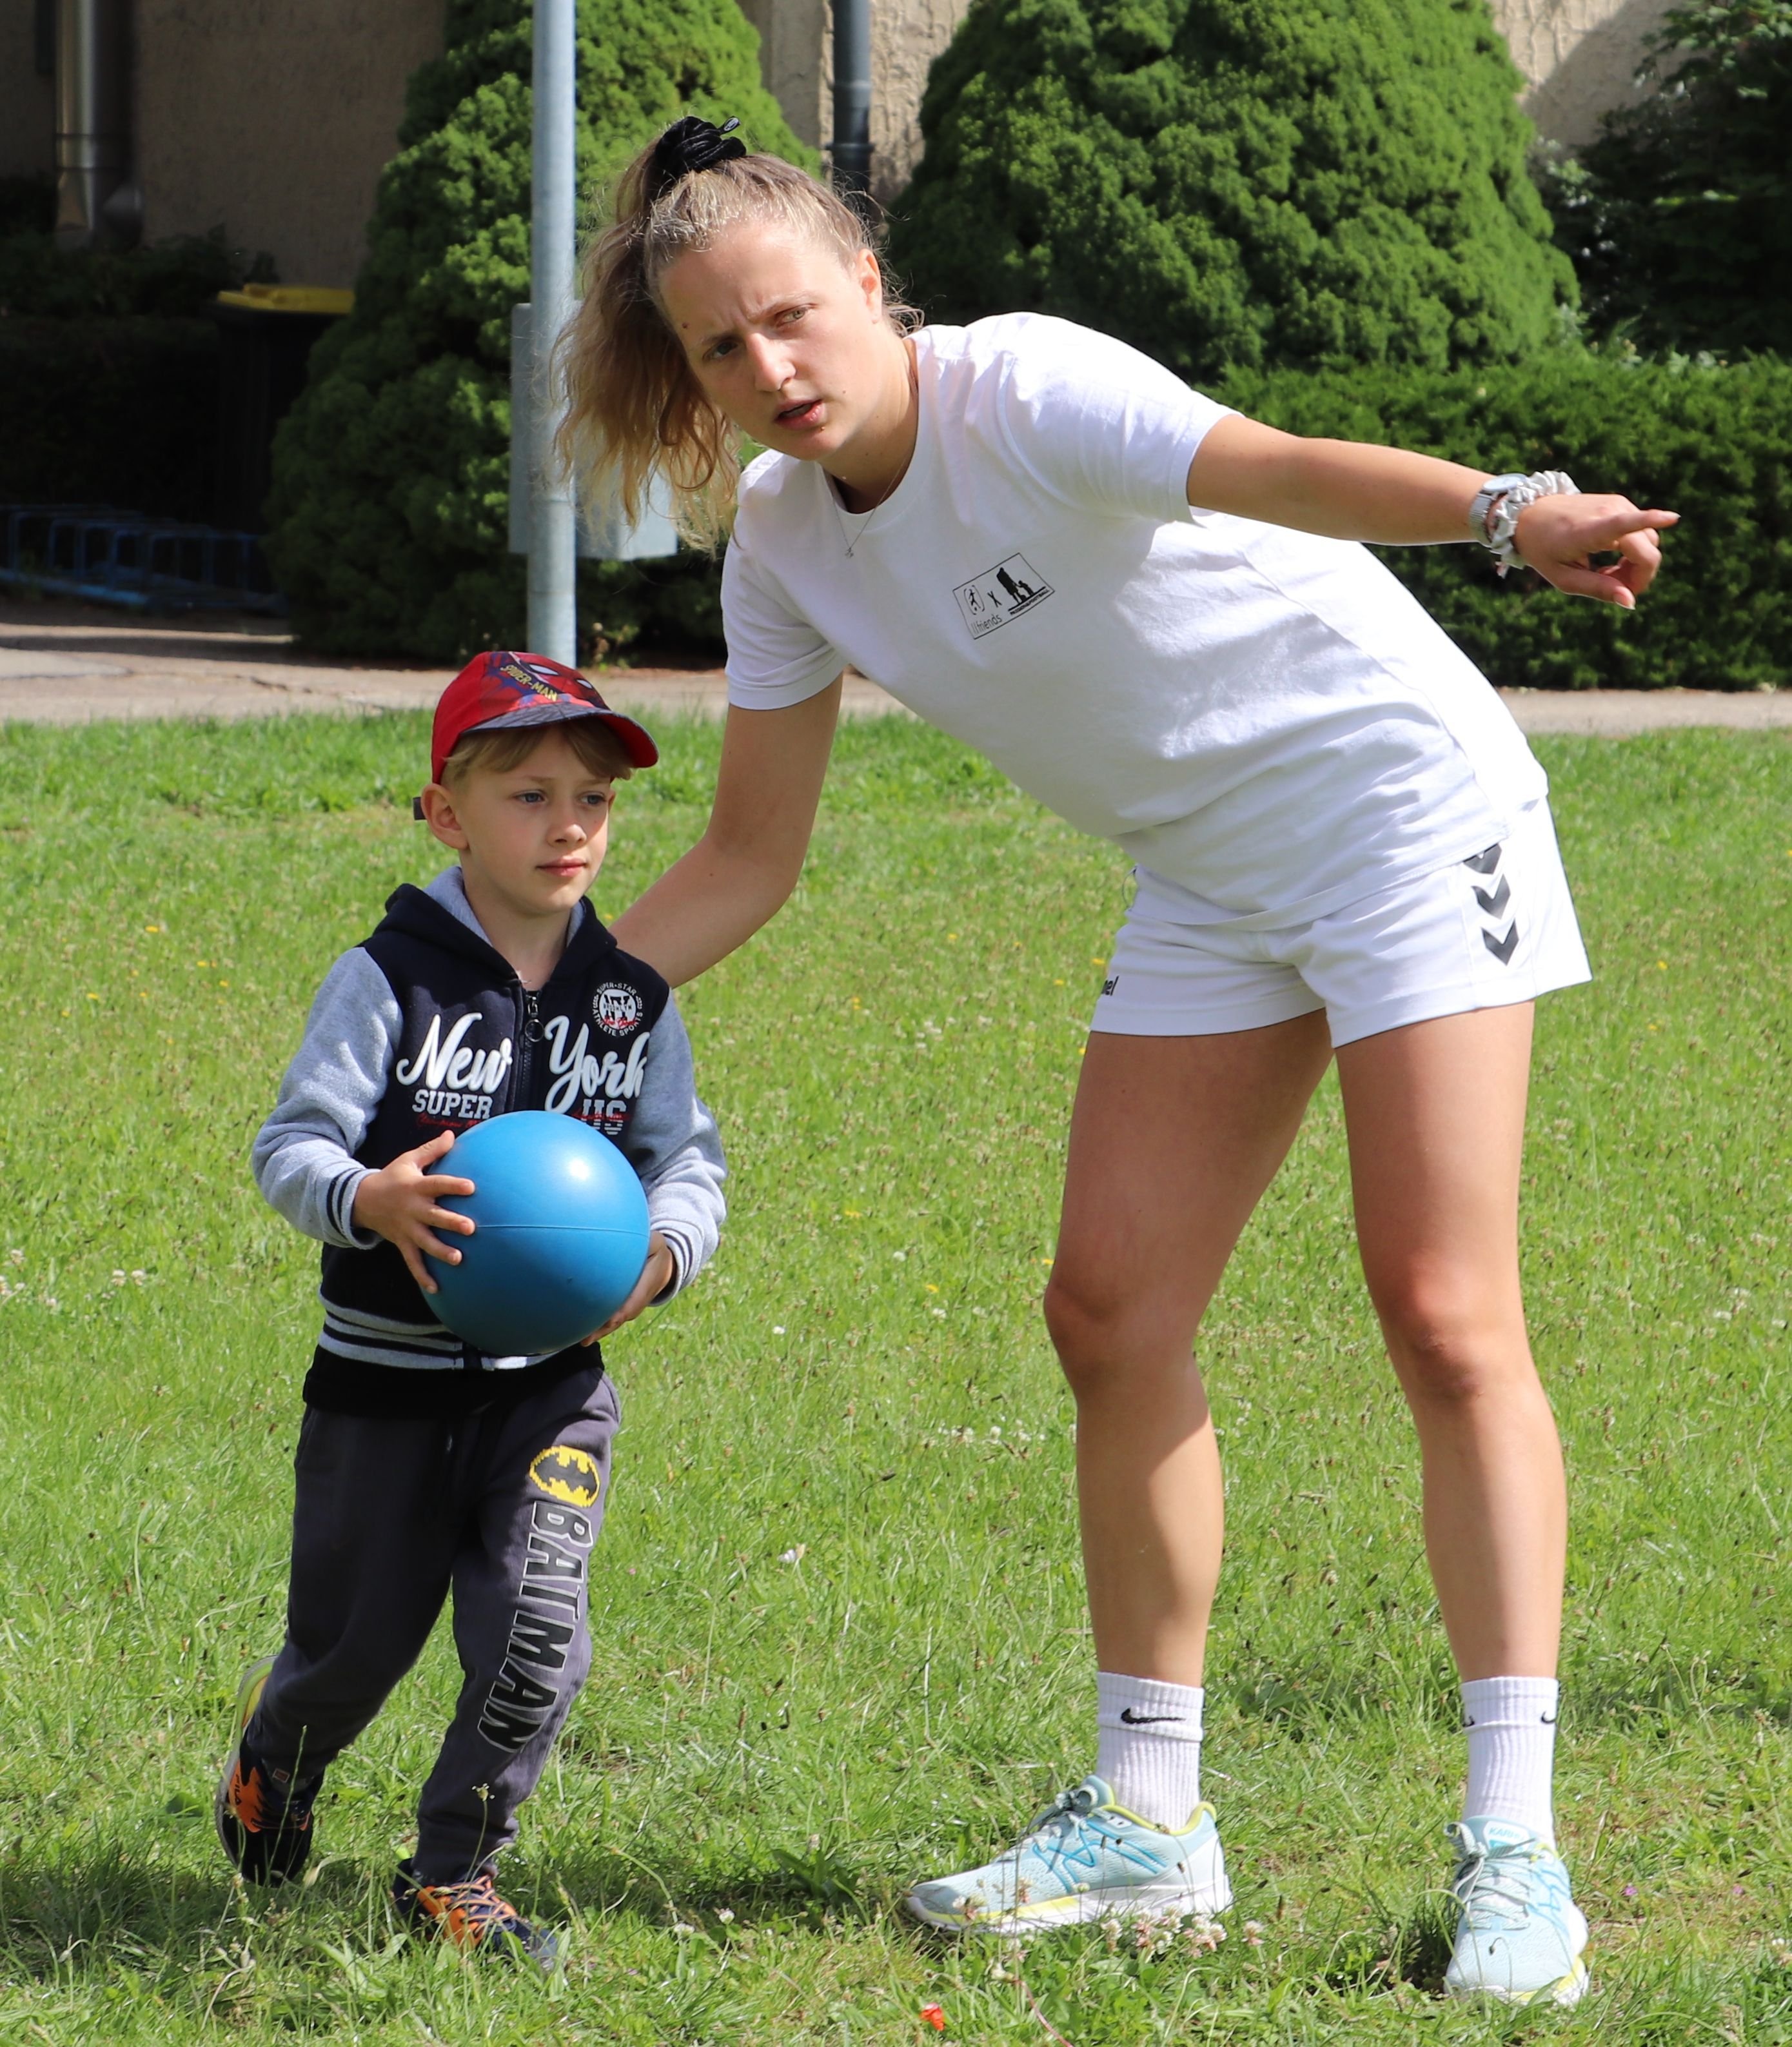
[1504, 0, 1677, 146]
[135, 0, 443, 288]
[750, 0, 1675, 200]
[738, 0, 831, 149]
[0, 0, 56, 183]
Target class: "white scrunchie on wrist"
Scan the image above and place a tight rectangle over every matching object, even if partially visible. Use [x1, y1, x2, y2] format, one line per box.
[1484, 470, 1579, 577]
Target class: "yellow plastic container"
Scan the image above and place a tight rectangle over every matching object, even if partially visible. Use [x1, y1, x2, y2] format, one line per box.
[215, 285, 355, 316]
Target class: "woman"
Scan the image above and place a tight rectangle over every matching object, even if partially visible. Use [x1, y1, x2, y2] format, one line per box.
[562, 117, 1675, 2007]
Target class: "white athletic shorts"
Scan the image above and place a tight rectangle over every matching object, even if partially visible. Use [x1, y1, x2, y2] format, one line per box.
[1092, 800, 1591, 1049]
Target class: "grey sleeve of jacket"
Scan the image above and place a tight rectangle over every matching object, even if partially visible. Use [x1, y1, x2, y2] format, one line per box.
[251, 948, 399, 1248]
[624, 993, 727, 1298]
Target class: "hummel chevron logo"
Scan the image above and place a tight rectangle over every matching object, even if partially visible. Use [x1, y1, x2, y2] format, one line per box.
[1119, 1708, 1183, 1725]
[1466, 843, 1517, 964]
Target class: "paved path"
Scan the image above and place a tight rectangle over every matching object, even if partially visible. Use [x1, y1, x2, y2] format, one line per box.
[3, 602, 1789, 736]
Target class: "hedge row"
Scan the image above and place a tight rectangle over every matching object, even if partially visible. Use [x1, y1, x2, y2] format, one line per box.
[1217, 351, 1792, 691]
[0, 317, 218, 522]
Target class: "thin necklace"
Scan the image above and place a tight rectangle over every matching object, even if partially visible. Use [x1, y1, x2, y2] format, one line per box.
[831, 348, 919, 559]
[836, 491, 885, 559]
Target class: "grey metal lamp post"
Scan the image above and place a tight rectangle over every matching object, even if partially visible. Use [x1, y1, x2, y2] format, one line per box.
[513, 0, 676, 666]
[525, 0, 579, 664]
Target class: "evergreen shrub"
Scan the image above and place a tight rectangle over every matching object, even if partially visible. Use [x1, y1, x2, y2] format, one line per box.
[1546, 0, 1792, 355]
[265, 0, 811, 662]
[1219, 352, 1792, 689]
[888, 0, 1575, 383]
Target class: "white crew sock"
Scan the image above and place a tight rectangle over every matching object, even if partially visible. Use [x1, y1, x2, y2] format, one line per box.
[1461, 1676, 1559, 1841]
[1094, 1672, 1205, 1830]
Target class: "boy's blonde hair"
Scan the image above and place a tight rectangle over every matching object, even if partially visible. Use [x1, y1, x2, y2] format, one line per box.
[556, 139, 918, 551]
[440, 718, 635, 789]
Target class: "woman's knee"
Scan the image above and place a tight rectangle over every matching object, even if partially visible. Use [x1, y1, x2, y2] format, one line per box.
[1368, 1269, 1528, 1404]
[1043, 1265, 1190, 1396]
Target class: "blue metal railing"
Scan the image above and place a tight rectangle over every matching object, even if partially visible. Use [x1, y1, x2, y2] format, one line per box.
[0, 505, 286, 615]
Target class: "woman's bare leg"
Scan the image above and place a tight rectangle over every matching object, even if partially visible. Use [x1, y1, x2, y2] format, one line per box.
[1335, 1004, 1564, 1679]
[1046, 1015, 1334, 1684]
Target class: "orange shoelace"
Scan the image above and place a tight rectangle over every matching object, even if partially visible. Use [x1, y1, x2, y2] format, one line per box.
[413, 1873, 524, 1949]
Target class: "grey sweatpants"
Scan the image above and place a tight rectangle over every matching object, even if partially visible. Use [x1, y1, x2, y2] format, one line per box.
[248, 1363, 618, 1883]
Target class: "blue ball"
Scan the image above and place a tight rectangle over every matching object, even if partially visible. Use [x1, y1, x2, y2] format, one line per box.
[426, 1111, 651, 1356]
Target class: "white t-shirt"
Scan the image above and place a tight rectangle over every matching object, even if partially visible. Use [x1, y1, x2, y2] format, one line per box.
[722, 313, 1547, 925]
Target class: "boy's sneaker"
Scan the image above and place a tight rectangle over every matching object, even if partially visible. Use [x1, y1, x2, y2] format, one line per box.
[215, 1654, 324, 1884]
[905, 1775, 1231, 1934]
[1442, 1817, 1590, 2006]
[392, 1859, 559, 1972]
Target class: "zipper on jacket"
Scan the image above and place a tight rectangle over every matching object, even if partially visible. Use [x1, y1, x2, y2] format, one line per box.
[515, 983, 544, 1102]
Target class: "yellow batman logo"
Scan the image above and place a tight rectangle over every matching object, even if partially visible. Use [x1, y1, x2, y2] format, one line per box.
[528, 1443, 602, 1508]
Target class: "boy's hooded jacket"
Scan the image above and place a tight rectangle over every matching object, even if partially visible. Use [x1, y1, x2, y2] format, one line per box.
[253, 869, 725, 1414]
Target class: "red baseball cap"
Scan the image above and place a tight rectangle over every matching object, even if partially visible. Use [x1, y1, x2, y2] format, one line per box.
[428, 650, 659, 786]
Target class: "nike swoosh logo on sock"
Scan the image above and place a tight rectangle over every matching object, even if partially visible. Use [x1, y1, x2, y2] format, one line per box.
[1541, 1713, 1558, 1724]
[1118, 1708, 1183, 1725]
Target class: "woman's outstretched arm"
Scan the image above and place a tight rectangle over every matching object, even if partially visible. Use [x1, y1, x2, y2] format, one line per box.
[611, 677, 843, 987]
[1186, 414, 1677, 609]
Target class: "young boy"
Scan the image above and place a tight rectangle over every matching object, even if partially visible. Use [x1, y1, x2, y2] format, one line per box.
[225, 650, 726, 1967]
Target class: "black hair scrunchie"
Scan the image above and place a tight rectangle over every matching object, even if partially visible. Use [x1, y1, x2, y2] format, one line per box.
[649, 115, 747, 199]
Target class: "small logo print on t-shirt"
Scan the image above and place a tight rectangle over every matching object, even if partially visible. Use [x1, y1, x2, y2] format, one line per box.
[953, 554, 1054, 639]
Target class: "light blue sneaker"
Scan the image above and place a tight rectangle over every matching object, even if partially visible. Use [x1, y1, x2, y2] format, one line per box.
[1443, 1817, 1590, 2006]
[905, 1775, 1230, 1934]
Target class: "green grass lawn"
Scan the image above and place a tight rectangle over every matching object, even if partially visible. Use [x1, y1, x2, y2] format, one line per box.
[0, 711, 1787, 2044]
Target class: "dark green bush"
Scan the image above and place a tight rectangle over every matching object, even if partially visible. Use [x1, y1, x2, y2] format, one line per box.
[1546, 0, 1792, 354]
[0, 226, 272, 319]
[888, 0, 1575, 382]
[1219, 351, 1792, 688]
[0, 226, 275, 521]
[0, 175, 54, 237]
[265, 0, 811, 663]
[0, 318, 218, 519]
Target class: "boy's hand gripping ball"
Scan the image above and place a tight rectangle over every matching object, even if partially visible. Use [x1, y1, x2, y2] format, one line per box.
[425, 1111, 651, 1356]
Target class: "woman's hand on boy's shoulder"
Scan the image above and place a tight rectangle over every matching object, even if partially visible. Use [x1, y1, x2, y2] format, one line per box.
[1516, 493, 1679, 609]
[582, 1231, 676, 1345]
[351, 1129, 477, 1293]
